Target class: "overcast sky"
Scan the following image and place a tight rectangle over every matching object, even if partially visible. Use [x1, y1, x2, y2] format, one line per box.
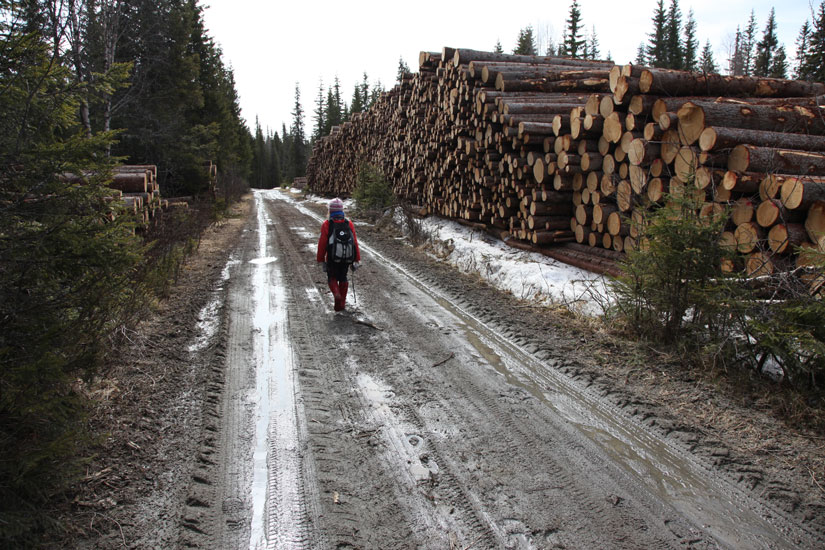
[201, 0, 814, 136]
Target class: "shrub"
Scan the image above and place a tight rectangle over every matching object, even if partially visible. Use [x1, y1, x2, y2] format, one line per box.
[607, 191, 736, 345]
[352, 163, 395, 215]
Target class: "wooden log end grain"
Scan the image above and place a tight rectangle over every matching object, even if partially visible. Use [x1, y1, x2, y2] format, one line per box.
[768, 223, 808, 254]
[781, 176, 825, 210]
[675, 102, 705, 146]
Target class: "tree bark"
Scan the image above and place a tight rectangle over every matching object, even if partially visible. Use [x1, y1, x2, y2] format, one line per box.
[728, 145, 825, 175]
[639, 68, 825, 98]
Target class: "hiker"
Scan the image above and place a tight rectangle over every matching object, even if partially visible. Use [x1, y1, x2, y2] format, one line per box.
[317, 198, 361, 311]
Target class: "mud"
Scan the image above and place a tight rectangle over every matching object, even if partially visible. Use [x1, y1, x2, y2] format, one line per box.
[54, 191, 824, 549]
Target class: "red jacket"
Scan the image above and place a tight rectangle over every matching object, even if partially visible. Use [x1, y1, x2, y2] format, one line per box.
[317, 218, 361, 263]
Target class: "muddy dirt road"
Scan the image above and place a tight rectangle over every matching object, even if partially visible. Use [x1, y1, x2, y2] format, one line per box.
[175, 190, 821, 550]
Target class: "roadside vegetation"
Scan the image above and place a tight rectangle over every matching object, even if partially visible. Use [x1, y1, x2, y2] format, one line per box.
[607, 189, 825, 425]
[0, 2, 251, 546]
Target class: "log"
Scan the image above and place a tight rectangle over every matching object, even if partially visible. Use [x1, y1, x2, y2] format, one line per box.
[728, 145, 825, 175]
[699, 126, 825, 153]
[767, 223, 809, 254]
[731, 197, 756, 226]
[109, 172, 148, 193]
[627, 138, 660, 166]
[779, 177, 825, 210]
[721, 171, 762, 193]
[734, 222, 766, 253]
[639, 68, 825, 98]
[678, 100, 825, 147]
[806, 201, 825, 243]
[756, 199, 803, 227]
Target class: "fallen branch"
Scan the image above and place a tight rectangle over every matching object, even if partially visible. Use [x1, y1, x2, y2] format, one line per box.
[432, 352, 455, 367]
[353, 318, 382, 331]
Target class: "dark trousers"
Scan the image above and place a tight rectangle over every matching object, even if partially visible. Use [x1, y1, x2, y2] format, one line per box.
[327, 261, 350, 283]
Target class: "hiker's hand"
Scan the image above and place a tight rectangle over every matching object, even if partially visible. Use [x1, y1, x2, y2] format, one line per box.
[352, 262, 360, 272]
[320, 263, 327, 272]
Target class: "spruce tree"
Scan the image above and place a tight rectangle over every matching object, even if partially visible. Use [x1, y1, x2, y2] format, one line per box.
[728, 27, 745, 75]
[350, 85, 364, 115]
[635, 42, 647, 65]
[360, 72, 369, 108]
[803, 1, 825, 82]
[494, 39, 503, 53]
[683, 9, 698, 72]
[795, 21, 812, 80]
[268, 131, 282, 187]
[396, 56, 410, 83]
[290, 84, 306, 179]
[0, 3, 143, 538]
[563, 0, 585, 58]
[664, 0, 683, 69]
[700, 40, 718, 73]
[770, 45, 788, 79]
[753, 8, 778, 77]
[312, 79, 326, 143]
[647, 0, 668, 67]
[514, 26, 537, 55]
[588, 25, 600, 60]
[742, 10, 758, 75]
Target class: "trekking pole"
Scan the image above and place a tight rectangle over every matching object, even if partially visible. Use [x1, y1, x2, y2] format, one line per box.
[351, 267, 357, 304]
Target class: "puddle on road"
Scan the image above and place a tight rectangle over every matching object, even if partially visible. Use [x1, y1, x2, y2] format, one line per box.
[188, 256, 239, 353]
[249, 256, 278, 265]
[248, 192, 304, 549]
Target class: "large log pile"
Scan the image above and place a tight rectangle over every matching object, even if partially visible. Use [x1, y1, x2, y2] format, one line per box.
[307, 47, 825, 279]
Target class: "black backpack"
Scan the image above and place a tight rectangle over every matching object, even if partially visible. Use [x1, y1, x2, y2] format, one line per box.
[328, 218, 356, 264]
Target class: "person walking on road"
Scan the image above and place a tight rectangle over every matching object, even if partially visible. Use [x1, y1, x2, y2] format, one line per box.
[317, 198, 361, 312]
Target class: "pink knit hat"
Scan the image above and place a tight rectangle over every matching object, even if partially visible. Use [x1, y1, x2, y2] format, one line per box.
[328, 198, 344, 213]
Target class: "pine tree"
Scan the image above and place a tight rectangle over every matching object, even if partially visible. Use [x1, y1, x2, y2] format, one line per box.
[683, 9, 698, 72]
[514, 25, 537, 55]
[700, 40, 718, 73]
[647, 0, 668, 67]
[494, 39, 503, 53]
[770, 45, 788, 79]
[664, 0, 683, 69]
[396, 56, 410, 83]
[290, 84, 306, 179]
[795, 21, 812, 79]
[753, 8, 778, 77]
[312, 79, 326, 143]
[563, 1, 585, 58]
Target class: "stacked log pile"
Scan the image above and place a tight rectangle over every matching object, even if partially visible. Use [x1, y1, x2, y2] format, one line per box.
[307, 47, 825, 279]
[602, 64, 825, 278]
